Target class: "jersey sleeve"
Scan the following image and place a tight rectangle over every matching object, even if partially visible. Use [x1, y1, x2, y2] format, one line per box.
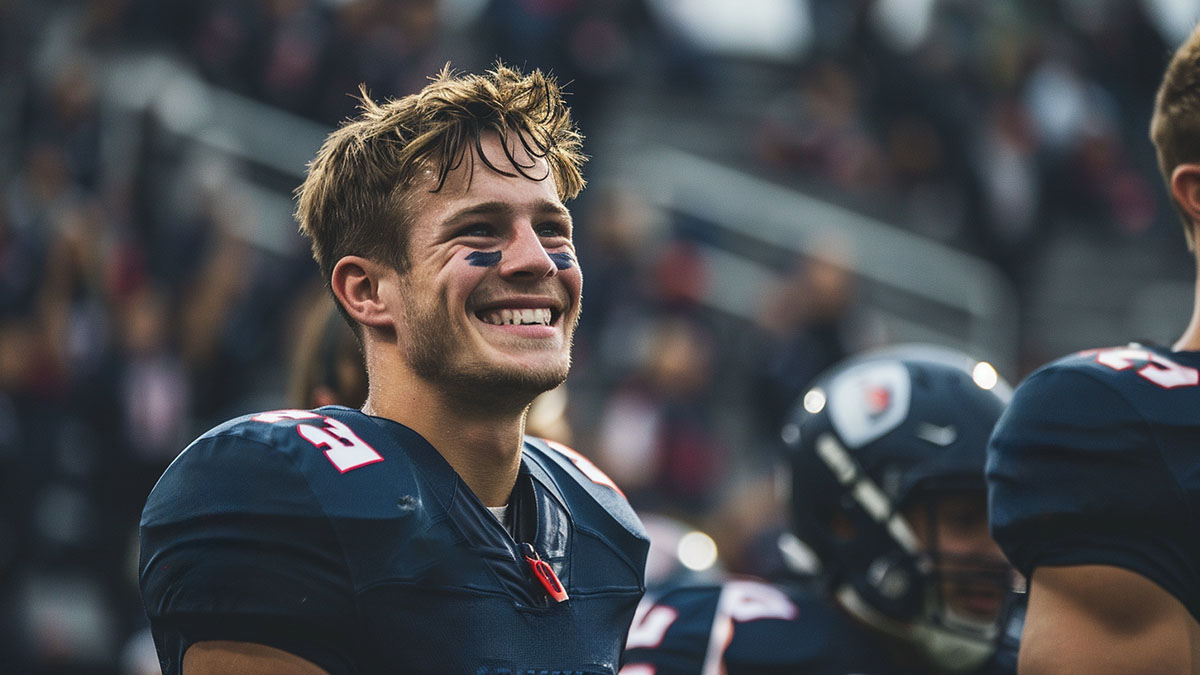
[986, 365, 1193, 605]
[139, 431, 358, 673]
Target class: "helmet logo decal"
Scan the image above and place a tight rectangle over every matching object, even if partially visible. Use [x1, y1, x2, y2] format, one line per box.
[828, 361, 912, 448]
[865, 385, 892, 417]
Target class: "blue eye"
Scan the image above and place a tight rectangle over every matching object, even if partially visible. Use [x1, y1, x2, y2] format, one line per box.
[537, 222, 568, 238]
[458, 223, 494, 238]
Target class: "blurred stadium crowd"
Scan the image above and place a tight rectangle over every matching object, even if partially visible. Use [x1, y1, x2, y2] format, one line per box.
[1, 0, 1197, 672]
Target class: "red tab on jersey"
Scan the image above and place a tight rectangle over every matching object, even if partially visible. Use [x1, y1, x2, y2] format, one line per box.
[522, 543, 569, 603]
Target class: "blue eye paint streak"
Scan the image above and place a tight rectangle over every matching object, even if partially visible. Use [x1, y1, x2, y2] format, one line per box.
[549, 252, 575, 270]
[466, 251, 501, 267]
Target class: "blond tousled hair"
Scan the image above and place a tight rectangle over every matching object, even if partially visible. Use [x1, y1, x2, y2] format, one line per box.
[1151, 25, 1200, 248]
[295, 63, 586, 287]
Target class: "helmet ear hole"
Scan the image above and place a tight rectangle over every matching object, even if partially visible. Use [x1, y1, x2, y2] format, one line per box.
[860, 551, 924, 614]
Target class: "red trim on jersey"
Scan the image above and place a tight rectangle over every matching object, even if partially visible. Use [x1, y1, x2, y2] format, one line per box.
[544, 439, 627, 498]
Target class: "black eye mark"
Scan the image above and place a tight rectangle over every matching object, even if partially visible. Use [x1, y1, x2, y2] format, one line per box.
[548, 252, 575, 270]
[466, 251, 501, 267]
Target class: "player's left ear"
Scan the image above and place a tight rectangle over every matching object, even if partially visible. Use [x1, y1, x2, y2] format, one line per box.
[330, 255, 398, 332]
[1170, 163, 1200, 229]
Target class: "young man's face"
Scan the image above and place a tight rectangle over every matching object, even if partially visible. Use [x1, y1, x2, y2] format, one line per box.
[386, 131, 582, 401]
[904, 492, 1011, 626]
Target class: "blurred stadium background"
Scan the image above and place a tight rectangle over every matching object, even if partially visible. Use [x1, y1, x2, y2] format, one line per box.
[1, 0, 1197, 671]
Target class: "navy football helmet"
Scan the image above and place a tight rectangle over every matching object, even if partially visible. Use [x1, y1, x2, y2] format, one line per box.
[781, 344, 1018, 672]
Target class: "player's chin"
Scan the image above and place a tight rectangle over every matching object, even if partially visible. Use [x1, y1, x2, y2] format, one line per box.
[481, 332, 570, 362]
[483, 365, 569, 402]
[475, 346, 571, 384]
[511, 357, 571, 387]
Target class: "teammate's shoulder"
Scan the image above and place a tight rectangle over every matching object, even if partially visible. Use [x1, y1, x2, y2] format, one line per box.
[704, 579, 879, 668]
[1024, 343, 1200, 390]
[1020, 345, 1123, 383]
[998, 343, 1200, 436]
[651, 578, 849, 632]
[625, 578, 889, 673]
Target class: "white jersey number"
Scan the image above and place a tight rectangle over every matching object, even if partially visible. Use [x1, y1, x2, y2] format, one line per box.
[252, 410, 383, 472]
[1091, 347, 1200, 389]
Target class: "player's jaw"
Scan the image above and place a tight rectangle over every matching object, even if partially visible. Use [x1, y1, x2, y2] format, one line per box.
[401, 297, 575, 402]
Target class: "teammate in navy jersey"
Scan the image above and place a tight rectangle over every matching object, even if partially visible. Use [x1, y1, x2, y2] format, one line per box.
[623, 346, 1023, 674]
[139, 64, 649, 674]
[986, 23, 1200, 675]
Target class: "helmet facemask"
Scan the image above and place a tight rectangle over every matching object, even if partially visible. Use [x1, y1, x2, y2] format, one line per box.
[825, 480, 1020, 672]
[900, 490, 1022, 672]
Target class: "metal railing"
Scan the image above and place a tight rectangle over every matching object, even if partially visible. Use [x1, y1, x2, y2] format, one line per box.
[626, 148, 1020, 374]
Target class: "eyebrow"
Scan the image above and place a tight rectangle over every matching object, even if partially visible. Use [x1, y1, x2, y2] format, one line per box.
[444, 200, 572, 224]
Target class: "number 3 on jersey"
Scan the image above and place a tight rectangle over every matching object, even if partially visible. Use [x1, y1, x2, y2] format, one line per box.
[252, 410, 383, 472]
[1091, 347, 1200, 389]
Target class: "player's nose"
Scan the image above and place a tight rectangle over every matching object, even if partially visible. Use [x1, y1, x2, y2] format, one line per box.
[499, 222, 556, 279]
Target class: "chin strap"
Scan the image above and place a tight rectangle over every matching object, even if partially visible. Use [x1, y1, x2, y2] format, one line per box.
[836, 585, 994, 673]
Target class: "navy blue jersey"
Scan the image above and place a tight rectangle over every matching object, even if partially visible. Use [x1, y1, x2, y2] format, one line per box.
[988, 344, 1200, 621]
[620, 579, 1014, 674]
[140, 406, 649, 674]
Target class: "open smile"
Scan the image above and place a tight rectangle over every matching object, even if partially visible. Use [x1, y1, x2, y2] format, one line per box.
[476, 307, 554, 326]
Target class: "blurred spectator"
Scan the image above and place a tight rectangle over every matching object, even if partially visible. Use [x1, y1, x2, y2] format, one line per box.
[26, 58, 102, 189]
[754, 58, 887, 194]
[0, 197, 46, 319]
[318, 0, 443, 123]
[573, 184, 663, 395]
[748, 241, 859, 443]
[256, 0, 334, 117]
[288, 287, 368, 410]
[970, 98, 1041, 285]
[527, 383, 574, 445]
[479, 0, 647, 135]
[187, 1, 270, 94]
[595, 314, 727, 517]
[6, 142, 85, 244]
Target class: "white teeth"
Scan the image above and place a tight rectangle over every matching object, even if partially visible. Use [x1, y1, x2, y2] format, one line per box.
[480, 308, 552, 326]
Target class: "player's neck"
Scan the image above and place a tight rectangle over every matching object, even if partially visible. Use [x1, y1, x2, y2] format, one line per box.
[362, 372, 527, 508]
[1173, 255, 1200, 351]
